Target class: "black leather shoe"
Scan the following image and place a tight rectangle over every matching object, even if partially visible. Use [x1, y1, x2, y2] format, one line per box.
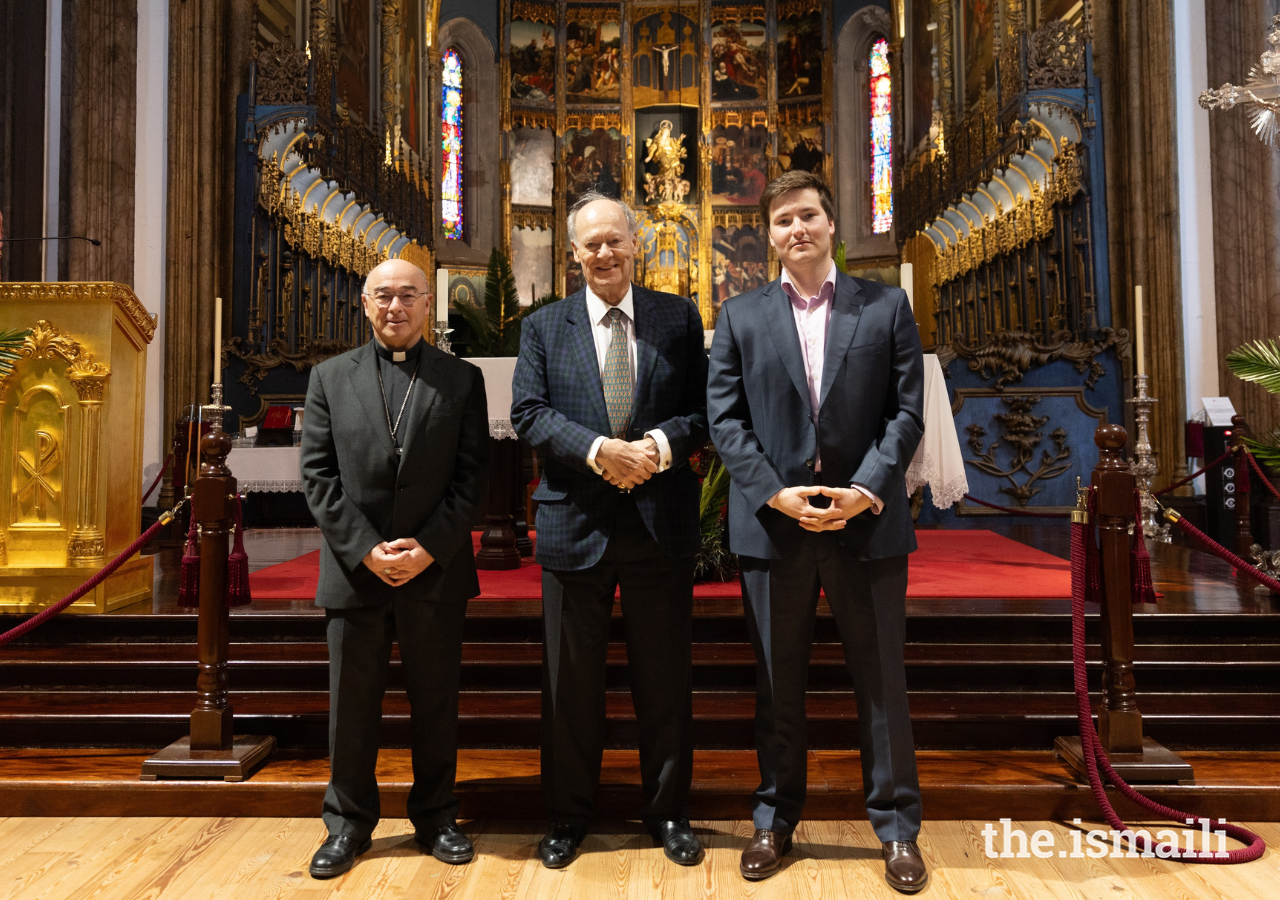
[309, 834, 372, 879]
[416, 822, 475, 864]
[649, 819, 704, 865]
[883, 840, 928, 893]
[538, 822, 586, 869]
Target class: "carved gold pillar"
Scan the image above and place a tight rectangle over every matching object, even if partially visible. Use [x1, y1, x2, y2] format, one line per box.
[67, 368, 111, 566]
[381, 0, 403, 153]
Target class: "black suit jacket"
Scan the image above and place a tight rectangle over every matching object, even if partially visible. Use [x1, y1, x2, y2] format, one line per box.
[510, 286, 709, 570]
[301, 340, 490, 608]
[707, 271, 924, 561]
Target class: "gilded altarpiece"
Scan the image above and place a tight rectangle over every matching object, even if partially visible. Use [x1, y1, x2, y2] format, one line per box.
[900, 1, 1127, 519]
[500, 0, 833, 327]
[0, 284, 155, 613]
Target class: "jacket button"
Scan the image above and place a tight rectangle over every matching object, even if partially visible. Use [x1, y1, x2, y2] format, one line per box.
[805, 458, 814, 468]
[398, 482, 407, 490]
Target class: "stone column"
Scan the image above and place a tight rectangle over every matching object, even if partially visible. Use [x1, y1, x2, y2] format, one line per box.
[1093, 0, 1189, 489]
[161, 0, 254, 507]
[61, 0, 139, 284]
[67, 369, 111, 566]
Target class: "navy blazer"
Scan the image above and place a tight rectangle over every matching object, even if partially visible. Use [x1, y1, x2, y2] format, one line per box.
[707, 271, 924, 561]
[510, 285, 709, 571]
[301, 341, 490, 608]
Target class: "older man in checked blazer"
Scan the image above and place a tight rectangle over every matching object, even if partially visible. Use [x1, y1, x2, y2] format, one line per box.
[511, 192, 709, 870]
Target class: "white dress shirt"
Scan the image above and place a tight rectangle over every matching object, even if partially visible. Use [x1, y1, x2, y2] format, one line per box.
[770, 262, 881, 514]
[583, 285, 673, 473]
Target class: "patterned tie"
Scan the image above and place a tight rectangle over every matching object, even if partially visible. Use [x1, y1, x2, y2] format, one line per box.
[602, 307, 632, 439]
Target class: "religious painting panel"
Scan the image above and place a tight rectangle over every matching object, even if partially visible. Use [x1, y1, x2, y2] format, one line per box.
[778, 120, 824, 174]
[911, 0, 935, 149]
[511, 226, 554, 306]
[632, 10, 699, 107]
[712, 223, 768, 310]
[710, 17, 768, 101]
[636, 108, 697, 204]
[566, 250, 585, 296]
[566, 9, 622, 104]
[710, 124, 768, 207]
[565, 127, 624, 205]
[399, 0, 422, 152]
[446, 267, 488, 311]
[962, 0, 995, 107]
[777, 12, 823, 98]
[510, 13, 557, 105]
[335, 0, 372, 124]
[510, 127, 555, 207]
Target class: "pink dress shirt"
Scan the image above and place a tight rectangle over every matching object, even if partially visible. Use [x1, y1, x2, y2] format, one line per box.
[776, 262, 882, 514]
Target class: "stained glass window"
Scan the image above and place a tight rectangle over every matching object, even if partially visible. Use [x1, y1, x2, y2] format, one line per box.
[870, 38, 893, 235]
[441, 49, 465, 240]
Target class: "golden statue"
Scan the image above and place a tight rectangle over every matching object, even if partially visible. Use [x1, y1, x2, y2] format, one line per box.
[643, 120, 690, 205]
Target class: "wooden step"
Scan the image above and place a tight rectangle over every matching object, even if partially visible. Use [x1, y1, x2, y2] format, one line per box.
[4, 747, 1280, 821]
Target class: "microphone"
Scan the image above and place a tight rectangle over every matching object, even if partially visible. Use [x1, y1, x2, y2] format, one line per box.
[0, 236, 102, 246]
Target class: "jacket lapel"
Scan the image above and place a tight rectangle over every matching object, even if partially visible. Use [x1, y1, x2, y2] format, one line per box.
[563, 293, 611, 432]
[631, 285, 658, 411]
[395, 345, 443, 464]
[763, 279, 813, 415]
[818, 273, 864, 410]
[348, 342, 396, 459]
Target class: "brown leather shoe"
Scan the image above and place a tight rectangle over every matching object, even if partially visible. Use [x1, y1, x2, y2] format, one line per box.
[740, 829, 791, 881]
[883, 840, 928, 893]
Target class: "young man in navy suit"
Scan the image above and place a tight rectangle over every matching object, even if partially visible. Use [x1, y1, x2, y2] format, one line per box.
[707, 171, 928, 892]
[511, 193, 709, 869]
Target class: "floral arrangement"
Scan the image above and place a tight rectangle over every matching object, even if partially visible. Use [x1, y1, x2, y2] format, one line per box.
[690, 444, 736, 582]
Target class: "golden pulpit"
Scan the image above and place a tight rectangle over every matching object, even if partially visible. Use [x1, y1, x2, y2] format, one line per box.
[0, 283, 156, 613]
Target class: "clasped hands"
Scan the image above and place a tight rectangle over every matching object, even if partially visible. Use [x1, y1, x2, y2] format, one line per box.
[770, 485, 873, 532]
[595, 437, 659, 489]
[363, 538, 435, 587]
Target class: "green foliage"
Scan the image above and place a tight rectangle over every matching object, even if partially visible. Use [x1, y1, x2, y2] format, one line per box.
[0, 328, 30, 382]
[1243, 433, 1280, 470]
[1226, 338, 1280, 396]
[693, 454, 737, 582]
[452, 248, 559, 357]
[834, 241, 849, 275]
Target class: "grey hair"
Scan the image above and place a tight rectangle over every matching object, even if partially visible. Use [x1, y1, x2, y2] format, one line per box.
[566, 192, 638, 245]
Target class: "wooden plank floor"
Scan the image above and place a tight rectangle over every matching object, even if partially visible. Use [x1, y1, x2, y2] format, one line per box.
[1, 816, 1276, 900]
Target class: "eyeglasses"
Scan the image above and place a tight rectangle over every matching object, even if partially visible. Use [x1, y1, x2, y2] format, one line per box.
[368, 290, 424, 308]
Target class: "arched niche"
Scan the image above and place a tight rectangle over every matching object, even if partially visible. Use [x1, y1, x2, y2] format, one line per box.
[436, 16, 500, 266]
[833, 5, 897, 262]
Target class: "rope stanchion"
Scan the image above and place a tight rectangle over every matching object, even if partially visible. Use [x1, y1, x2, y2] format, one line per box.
[140, 451, 174, 506]
[1070, 493, 1265, 863]
[962, 494, 1070, 518]
[0, 500, 187, 649]
[1152, 448, 1235, 497]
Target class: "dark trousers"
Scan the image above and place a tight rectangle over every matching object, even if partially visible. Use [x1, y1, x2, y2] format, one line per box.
[541, 498, 695, 829]
[322, 595, 468, 840]
[740, 535, 921, 842]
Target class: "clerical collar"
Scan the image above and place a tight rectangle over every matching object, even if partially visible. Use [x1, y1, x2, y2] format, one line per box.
[373, 338, 423, 364]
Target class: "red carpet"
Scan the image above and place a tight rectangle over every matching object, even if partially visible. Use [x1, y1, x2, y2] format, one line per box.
[249, 530, 1071, 601]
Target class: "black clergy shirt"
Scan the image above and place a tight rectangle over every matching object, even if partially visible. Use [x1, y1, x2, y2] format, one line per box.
[373, 338, 424, 453]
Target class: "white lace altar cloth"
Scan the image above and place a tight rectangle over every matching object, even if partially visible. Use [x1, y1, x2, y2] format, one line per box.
[226, 446, 303, 493]
[472, 357, 520, 440]
[905, 354, 968, 508]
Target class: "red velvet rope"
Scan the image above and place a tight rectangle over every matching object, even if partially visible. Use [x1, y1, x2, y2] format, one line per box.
[1070, 507, 1265, 862]
[1169, 513, 1280, 595]
[140, 451, 174, 506]
[1243, 448, 1280, 502]
[0, 513, 177, 649]
[962, 494, 1070, 518]
[1152, 448, 1235, 496]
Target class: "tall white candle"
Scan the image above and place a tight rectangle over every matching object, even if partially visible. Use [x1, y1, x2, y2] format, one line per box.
[901, 262, 914, 313]
[436, 268, 449, 325]
[1134, 285, 1144, 377]
[214, 296, 222, 384]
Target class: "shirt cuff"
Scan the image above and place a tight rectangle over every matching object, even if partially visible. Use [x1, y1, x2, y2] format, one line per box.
[586, 435, 607, 474]
[851, 483, 883, 514]
[644, 429, 673, 471]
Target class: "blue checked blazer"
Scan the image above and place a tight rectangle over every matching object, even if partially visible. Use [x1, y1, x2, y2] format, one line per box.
[510, 285, 709, 571]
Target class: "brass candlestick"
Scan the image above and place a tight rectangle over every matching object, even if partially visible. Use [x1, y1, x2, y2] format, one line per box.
[1128, 373, 1171, 542]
